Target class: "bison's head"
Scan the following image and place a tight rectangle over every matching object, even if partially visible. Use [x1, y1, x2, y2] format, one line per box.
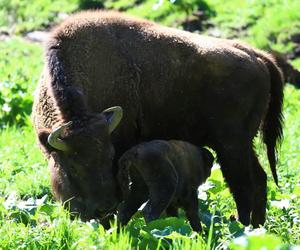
[45, 106, 123, 220]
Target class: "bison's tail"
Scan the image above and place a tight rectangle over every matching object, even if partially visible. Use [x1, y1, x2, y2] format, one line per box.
[261, 54, 284, 186]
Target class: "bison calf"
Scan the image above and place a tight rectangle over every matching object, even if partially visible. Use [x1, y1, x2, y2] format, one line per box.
[117, 140, 214, 231]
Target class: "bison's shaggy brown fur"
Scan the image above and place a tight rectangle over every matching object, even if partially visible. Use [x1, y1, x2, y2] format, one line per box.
[32, 10, 284, 226]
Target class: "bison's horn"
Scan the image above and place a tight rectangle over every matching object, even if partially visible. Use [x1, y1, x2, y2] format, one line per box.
[102, 106, 123, 133]
[48, 121, 72, 151]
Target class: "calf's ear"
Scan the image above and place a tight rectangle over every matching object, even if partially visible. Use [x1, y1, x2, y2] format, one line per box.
[201, 148, 214, 168]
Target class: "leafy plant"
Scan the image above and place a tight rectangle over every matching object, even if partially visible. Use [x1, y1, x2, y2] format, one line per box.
[0, 81, 32, 127]
[0, 38, 42, 127]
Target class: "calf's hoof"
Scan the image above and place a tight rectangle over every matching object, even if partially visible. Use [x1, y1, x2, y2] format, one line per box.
[229, 214, 237, 222]
[190, 222, 202, 233]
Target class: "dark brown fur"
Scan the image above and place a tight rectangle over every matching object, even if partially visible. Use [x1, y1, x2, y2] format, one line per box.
[32, 10, 284, 226]
[117, 140, 214, 232]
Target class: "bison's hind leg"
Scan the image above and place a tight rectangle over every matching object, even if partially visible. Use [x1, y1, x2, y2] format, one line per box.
[250, 148, 267, 227]
[215, 131, 254, 226]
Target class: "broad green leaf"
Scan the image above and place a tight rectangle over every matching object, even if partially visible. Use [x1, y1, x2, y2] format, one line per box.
[143, 217, 192, 236]
[230, 234, 284, 250]
[228, 221, 245, 238]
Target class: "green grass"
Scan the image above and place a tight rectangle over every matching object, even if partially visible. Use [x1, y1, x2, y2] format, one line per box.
[205, 0, 300, 53]
[1, 109, 299, 248]
[0, 122, 49, 197]
[0, 38, 42, 127]
[104, 0, 300, 55]
[106, 0, 300, 72]
[0, 0, 78, 34]
[106, 0, 214, 28]
[1, 0, 300, 56]
[0, 0, 300, 249]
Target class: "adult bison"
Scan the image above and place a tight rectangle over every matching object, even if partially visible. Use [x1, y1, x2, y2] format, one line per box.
[32, 11, 284, 227]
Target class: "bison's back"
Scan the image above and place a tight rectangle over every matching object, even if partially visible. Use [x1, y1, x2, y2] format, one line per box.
[41, 11, 272, 149]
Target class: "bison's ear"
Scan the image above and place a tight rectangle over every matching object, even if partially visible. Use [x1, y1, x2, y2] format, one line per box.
[38, 130, 53, 155]
[102, 106, 123, 133]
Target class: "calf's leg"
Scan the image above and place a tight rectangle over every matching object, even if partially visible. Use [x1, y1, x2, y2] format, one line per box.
[139, 158, 178, 222]
[182, 189, 202, 232]
[166, 206, 178, 217]
[117, 167, 148, 225]
[142, 184, 176, 222]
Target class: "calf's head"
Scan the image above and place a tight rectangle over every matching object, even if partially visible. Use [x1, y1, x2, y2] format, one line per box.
[42, 106, 123, 220]
[200, 148, 214, 180]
